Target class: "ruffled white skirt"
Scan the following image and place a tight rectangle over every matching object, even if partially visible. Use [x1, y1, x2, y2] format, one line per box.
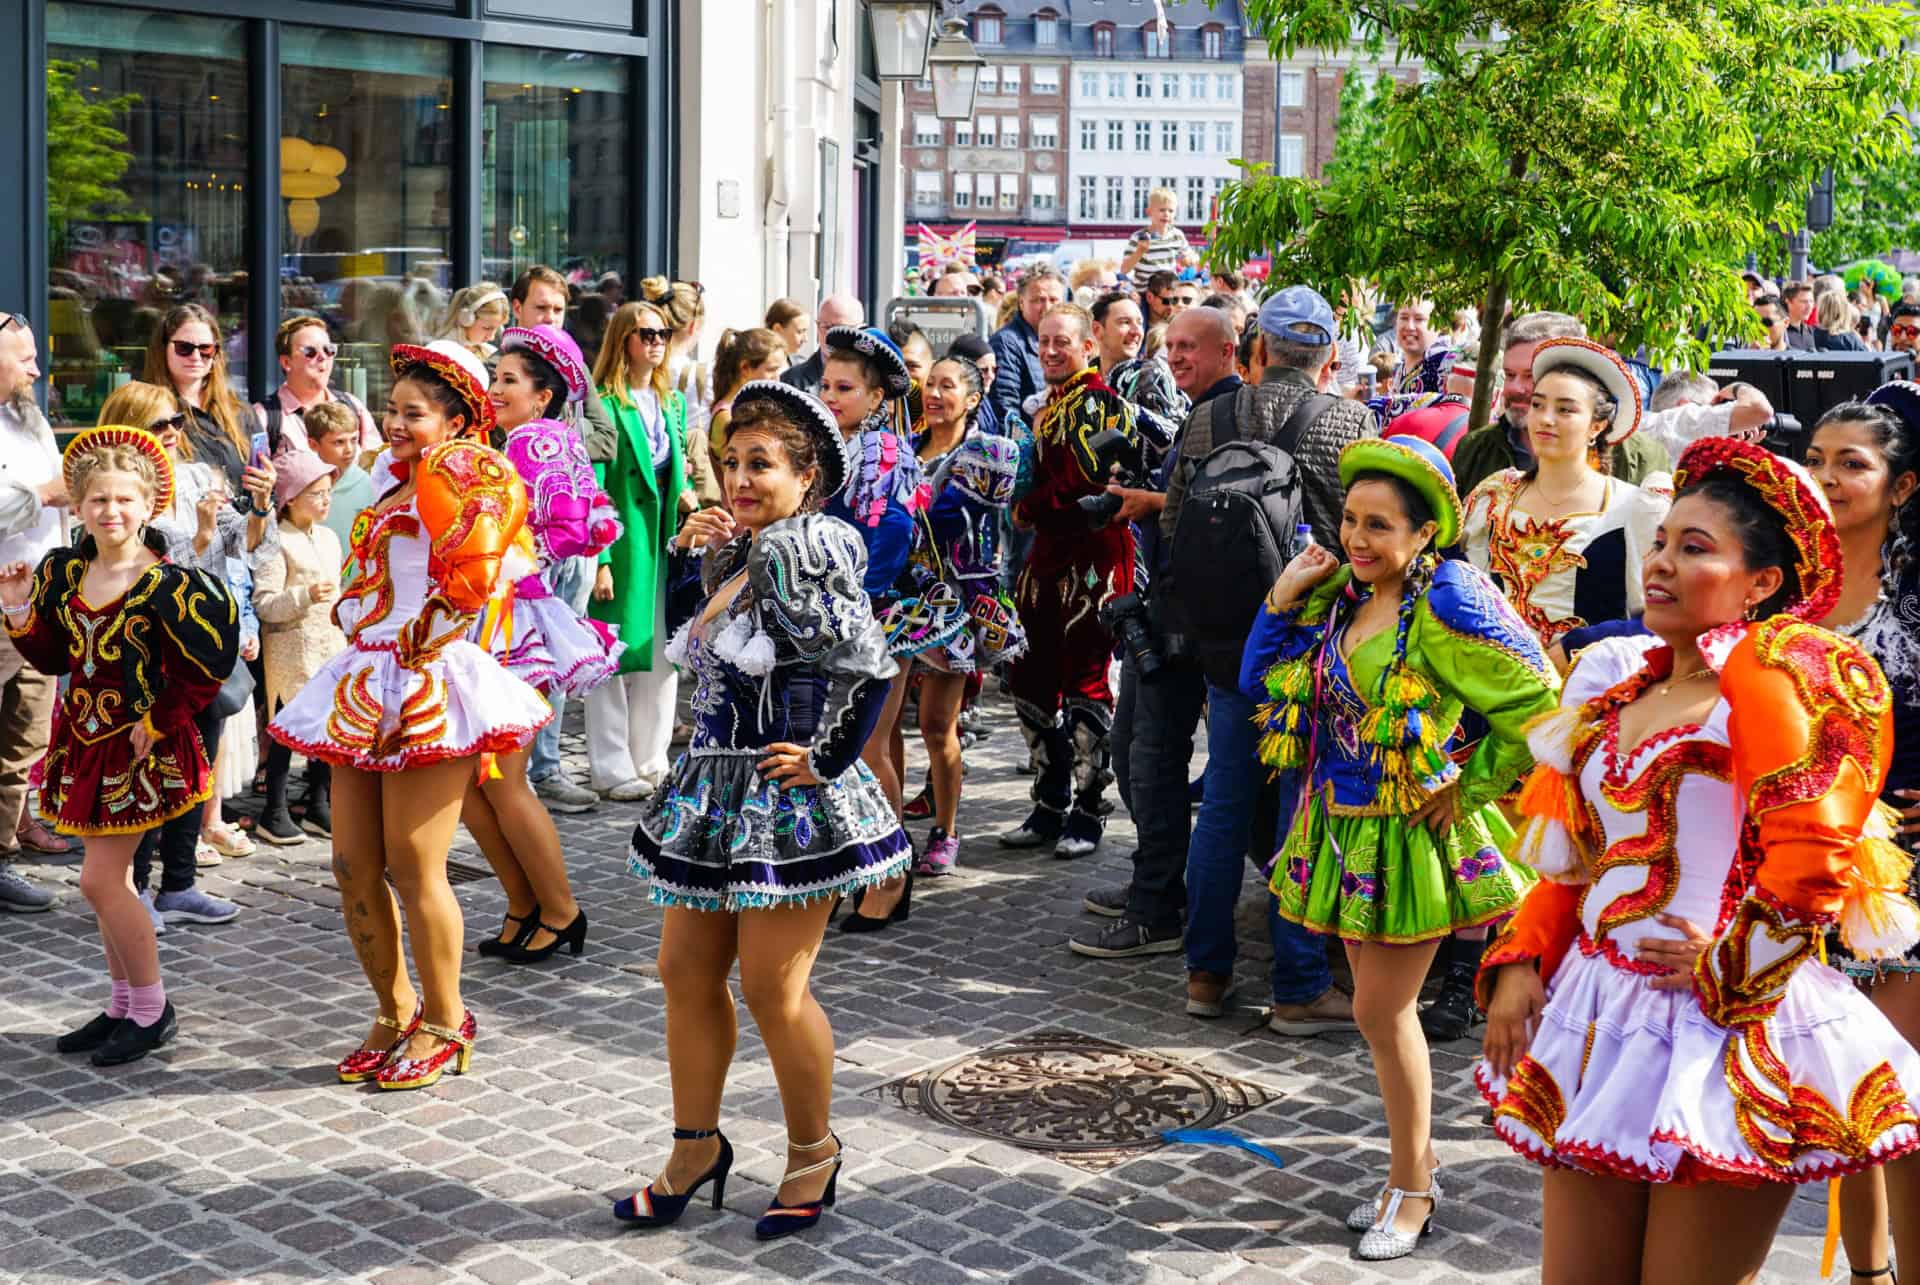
[1476, 945, 1920, 1185]
[267, 639, 552, 773]
[488, 594, 620, 699]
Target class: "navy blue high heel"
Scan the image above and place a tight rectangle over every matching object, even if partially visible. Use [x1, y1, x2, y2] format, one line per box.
[754, 1132, 842, 1240]
[613, 1128, 731, 1227]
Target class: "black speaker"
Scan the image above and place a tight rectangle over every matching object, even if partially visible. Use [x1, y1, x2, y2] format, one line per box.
[1782, 350, 1914, 428]
[1704, 349, 1792, 409]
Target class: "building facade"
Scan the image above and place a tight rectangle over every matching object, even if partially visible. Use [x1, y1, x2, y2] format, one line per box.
[1241, 33, 1421, 181]
[5, 0, 904, 427]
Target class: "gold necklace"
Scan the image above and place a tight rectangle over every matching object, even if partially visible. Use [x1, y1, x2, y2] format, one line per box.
[1657, 667, 1715, 696]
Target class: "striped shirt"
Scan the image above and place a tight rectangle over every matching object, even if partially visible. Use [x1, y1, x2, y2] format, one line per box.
[1127, 225, 1190, 289]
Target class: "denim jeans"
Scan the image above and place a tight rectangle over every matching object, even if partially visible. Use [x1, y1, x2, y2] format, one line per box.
[528, 554, 593, 784]
[1124, 657, 1207, 931]
[1184, 680, 1331, 1005]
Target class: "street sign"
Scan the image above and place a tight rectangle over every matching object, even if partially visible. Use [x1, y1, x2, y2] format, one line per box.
[885, 296, 991, 358]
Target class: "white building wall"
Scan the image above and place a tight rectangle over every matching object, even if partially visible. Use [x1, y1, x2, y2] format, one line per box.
[1068, 60, 1246, 226]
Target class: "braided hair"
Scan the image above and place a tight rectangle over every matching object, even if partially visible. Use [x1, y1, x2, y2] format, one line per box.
[930, 356, 985, 432]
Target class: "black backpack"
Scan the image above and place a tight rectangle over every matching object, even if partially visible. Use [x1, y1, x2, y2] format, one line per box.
[262, 387, 369, 457]
[1168, 386, 1327, 684]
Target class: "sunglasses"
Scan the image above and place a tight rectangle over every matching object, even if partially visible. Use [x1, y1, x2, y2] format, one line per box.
[0, 314, 19, 334]
[298, 343, 338, 360]
[148, 412, 188, 432]
[634, 327, 672, 345]
[1894, 323, 1920, 337]
[171, 339, 217, 360]
[965, 284, 984, 297]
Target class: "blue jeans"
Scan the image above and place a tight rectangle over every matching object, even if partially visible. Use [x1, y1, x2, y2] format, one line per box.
[528, 555, 593, 783]
[1184, 680, 1331, 1005]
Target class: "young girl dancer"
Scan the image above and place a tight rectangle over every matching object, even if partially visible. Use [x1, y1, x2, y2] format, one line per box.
[268, 340, 550, 1090]
[1, 427, 238, 1066]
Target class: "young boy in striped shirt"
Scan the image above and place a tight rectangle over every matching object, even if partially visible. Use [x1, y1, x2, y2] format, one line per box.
[1121, 188, 1189, 291]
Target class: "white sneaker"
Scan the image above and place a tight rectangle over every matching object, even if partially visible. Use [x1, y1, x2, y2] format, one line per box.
[604, 779, 654, 803]
[138, 889, 167, 936]
[532, 775, 599, 813]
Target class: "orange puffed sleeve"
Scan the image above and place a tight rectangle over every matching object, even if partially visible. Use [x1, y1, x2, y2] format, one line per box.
[415, 440, 530, 614]
[1475, 880, 1582, 1011]
[1694, 619, 1892, 1028]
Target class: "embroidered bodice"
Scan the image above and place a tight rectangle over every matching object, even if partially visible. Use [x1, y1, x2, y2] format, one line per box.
[501, 418, 621, 598]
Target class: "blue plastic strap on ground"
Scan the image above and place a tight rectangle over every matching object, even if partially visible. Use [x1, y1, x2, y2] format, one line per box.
[1159, 1128, 1286, 1169]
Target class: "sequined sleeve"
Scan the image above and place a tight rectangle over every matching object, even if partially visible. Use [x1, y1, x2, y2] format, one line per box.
[505, 420, 621, 565]
[136, 565, 239, 739]
[414, 440, 532, 614]
[4, 549, 83, 675]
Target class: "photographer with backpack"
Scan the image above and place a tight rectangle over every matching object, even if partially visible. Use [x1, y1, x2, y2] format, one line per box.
[1158, 287, 1373, 1034]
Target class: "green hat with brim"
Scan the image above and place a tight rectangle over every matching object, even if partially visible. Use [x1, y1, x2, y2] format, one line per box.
[1338, 435, 1462, 548]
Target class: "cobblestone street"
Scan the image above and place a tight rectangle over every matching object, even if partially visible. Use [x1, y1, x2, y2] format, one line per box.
[1, 698, 1847, 1284]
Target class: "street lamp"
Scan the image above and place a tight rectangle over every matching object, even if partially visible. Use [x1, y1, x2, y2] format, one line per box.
[928, 18, 985, 122]
[869, 1, 937, 81]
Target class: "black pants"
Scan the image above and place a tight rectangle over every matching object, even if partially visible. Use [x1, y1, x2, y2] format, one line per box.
[1124, 657, 1208, 931]
[133, 706, 221, 894]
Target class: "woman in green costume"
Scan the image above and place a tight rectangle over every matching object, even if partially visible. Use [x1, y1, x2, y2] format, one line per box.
[1240, 435, 1558, 1262]
[585, 300, 689, 800]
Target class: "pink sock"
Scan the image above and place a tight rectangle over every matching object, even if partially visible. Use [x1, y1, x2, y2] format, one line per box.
[127, 981, 166, 1027]
[107, 980, 131, 1019]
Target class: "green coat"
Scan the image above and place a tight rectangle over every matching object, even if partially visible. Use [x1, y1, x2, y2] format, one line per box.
[591, 385, 687, 672]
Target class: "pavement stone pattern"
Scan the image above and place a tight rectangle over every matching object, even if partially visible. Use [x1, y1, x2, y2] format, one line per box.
[0, 696, 1855, 1283]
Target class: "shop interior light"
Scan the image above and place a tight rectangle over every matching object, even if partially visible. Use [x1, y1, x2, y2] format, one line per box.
[869, 1, 937, 81]
[928, 18, 985, 121]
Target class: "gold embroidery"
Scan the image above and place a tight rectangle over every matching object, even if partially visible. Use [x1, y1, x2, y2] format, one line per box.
[1494, 1056, 1568, 1143]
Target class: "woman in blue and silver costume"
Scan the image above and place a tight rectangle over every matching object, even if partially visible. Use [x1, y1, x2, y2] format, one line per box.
[617, 380, 909, 1242]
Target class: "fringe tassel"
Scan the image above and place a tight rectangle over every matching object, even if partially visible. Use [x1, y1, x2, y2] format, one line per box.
[1838, 804, 1920, 961]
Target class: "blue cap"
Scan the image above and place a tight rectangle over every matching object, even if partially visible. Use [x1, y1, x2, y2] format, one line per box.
[1257, 286, 1337, 347]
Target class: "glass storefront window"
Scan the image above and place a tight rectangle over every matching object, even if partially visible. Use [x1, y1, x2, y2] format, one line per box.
[282, 27, 453, 412]
[46, 4, 249, 426]
[482, 49, 629, 362]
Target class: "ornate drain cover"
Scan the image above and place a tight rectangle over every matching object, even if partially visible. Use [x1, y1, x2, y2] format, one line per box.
[870, 1030, 1277, 1171]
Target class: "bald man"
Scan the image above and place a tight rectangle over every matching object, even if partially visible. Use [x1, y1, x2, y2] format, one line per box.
[780, 294, 865, 394]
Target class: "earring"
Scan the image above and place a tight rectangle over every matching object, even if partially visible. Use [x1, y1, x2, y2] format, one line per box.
[1744, 599, 1761, 621]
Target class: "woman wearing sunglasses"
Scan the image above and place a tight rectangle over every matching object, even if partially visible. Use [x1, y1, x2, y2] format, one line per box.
[142, 304, 258, 497]
[585, 301, 688, 803]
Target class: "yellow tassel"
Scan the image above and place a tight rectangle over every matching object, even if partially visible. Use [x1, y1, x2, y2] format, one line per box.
[1515, 763, 1576, 827]
[1820, 1179, 1840, 1279]
[1838, 820, 1920, 960]
[476, 750, 502, 785]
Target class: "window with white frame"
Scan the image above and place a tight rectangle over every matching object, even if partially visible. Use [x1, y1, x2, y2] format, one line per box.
[1002, 65, 1021, 93]
[1093, 24, 1114, 56]
[1189, 73, 1208, 99]
[1279, 69, 1305, 107]
[913, 171, 942, 206]
[1033, 64, 1060, 94]
[1278, 134, 1305, 177]
[1031, 114, 1059, 149]
[974, 13, 1002, 44]
[1002, 115, 1022, 148]
[1162, 120, 1178, 151]
[979, 66, 1000, 95]
[1216, 73, 1234, 101]
[1135, 120, 1152, 150]
[976, 174, 997, 209]
[954, 173, 973, 208]
[1216, 120, 1235, 153]
[1079, 71, 1099, 98]
[1201, 26, 1223, 58]
[1131, 177, 1151, 220]
[1033, 173, 1058, 210]
[1108, 119, 1125, 150]
[1212, 177, 1228, 205]
[1104, 176, 1123, 219]
[1077, 175, 1098, 218]
[1185, 177, 1205, 221]
[1144, 24, 1170, 58]
[1187, 121, 1205, 152]
[955, 118, 973, 146]
[1079, 118, 1096, 150]
[977, 116, 999, 147]
[1036, 14, 1059, 46]
[1000, 175, 1019, 210]
[1135, 73, 1152, 98]
[1161, 73, 1179, 98]
[913, 114, 942, 146]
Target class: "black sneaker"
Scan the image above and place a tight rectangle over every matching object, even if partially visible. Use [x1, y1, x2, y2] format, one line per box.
[56, 1012, 122, 1054]
[92, 1003, 177, 1066]
[1069, 917, 1182, 958]
[1053, 808, 1104, 859]
[1082, 885, 1129, 918]
[255, 805, 304, 847]
[998, 805, 1065, 848]
[1418, 968, 1481, 1042]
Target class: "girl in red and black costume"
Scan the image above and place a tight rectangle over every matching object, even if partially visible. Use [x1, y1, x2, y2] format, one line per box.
[1478, 436, 1920, 1282]
[268, 340, 548, 1091]
[1, 427, 238, 1068]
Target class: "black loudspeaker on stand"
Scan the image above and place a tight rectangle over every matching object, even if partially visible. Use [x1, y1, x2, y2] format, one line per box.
[1707, 349, 1916, 459]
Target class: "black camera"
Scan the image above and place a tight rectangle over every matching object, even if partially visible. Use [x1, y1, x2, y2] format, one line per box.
[1074, 427, 1144, 528]
[1077, 490, 1125, 527]
[1100, 591, 1164, 680]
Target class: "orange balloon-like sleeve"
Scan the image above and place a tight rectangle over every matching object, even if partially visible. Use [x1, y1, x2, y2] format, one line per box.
[414, 440, 530, 615]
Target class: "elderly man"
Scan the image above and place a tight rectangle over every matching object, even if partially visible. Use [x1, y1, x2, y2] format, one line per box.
[1076, 304, 1242, 961]
[781, 294, 866, 395]
[0, 314, 64, 911]
[251, 314, 380, 458]
[998, 304, 1140, 859]
[988, 267, 1068, 425]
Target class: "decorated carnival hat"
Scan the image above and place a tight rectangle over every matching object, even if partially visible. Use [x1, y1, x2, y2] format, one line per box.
[729, 380, 852, 498]
[1671, 436, 1841, 622]
[1338, 435, 1462, 548]
[1865, 379, 1920, 442]
[823, 325, 914, 399]
[389, 339, 497, 439]
[1529, 337, 1643, 445]
[499, 324, 590, 404]
[273, 449, 339, 511]
[63, 425, 176, 515]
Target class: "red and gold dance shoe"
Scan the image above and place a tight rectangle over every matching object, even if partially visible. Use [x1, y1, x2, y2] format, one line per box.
[374, 1010, 476, 1091]
[335, 1005, 423, 1084]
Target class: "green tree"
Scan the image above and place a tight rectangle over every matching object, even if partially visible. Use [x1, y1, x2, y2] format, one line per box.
[1210, 0, 1920, 432]
[1808, 148, 1920, 269]
[1321, 65, 1393, 192]
[46, 60, 141, 235]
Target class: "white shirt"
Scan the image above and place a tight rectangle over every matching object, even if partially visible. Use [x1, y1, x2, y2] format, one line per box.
[0, 401, 65, 568]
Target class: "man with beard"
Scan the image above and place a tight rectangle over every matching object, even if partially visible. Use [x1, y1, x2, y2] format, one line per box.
[998, 304, 1142, 859]
[0, 313, 65, 910]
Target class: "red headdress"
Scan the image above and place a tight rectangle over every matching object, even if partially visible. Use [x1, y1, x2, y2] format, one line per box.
[63, 425, 176, 514]
[389, 340, 497, 440]
[1671, 436, 1841, 622]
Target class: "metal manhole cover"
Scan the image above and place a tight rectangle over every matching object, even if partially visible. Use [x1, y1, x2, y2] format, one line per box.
[868, 1030, 1277, 1171]
[445, 860, 494, 885]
